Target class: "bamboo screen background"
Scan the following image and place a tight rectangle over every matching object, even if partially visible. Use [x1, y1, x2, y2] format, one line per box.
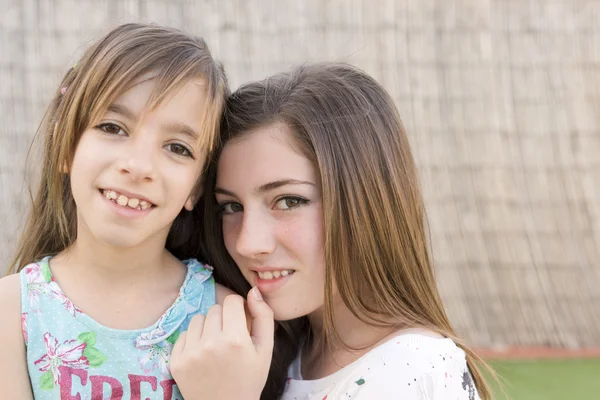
[1, 0, 598, 348]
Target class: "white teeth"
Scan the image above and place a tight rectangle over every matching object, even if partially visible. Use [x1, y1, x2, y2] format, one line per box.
[102, 190, 151, 210]
[117, 195, 128, 206]
[257, 270, 294, 280]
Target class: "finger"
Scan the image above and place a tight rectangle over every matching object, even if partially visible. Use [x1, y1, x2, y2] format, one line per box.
[187, 313, 206, 340]
[171, 330, 187, 359]
[246, 287, 275, 356]
[222, 294, 249, 335]
[202, 304, 223, 337]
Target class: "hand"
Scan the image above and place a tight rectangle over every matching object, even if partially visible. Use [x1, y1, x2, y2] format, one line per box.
[171, 287, 274, 400]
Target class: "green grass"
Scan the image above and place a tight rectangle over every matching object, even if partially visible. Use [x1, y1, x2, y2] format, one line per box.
[487, 359, 600, 400]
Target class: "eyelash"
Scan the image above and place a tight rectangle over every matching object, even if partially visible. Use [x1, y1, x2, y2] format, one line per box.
[165, 143, 194, 158]
[217, 196, 309, 215]
[96, 122, 126, 136]
[94, 122, 195, 159]
[274, 196, 309, 211]
[218, 202, 242, 215]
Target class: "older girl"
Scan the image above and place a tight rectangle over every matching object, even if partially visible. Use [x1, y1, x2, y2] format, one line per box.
[172, 63, 492, 400]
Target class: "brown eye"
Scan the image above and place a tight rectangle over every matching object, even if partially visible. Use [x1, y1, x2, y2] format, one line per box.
[274, 197, 308, 210]
[96, 123, 125, 136]
[285, 198, 300, 208]
[166, 143, 192, 157]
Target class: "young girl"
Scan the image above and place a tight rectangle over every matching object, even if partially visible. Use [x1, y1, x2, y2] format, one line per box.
[171, 63, 494, 399]
[0, 23, 234, 399]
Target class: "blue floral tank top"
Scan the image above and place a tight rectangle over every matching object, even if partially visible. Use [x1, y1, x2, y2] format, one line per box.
[20, 256, 216, 399]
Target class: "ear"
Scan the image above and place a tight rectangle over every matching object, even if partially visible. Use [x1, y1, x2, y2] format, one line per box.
[61, 161, 69, 174]
[184, 195, 195, 211]
[184, 187, 204, 211]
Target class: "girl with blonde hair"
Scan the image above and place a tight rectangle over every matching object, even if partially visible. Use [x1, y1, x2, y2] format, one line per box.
[0, 23, 237, 399]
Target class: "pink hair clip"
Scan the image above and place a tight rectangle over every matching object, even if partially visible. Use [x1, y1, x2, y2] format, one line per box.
[61, 87, 68, 95]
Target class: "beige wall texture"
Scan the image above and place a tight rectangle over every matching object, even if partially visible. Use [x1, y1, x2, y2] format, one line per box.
[1, 0, 599, 348]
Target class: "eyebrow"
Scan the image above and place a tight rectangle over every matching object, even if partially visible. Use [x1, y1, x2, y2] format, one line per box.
[106, 104, 199, 141]
[162, 122, 199, 142]
[214, 179, 316, 197]
[107, 103, 136, 120]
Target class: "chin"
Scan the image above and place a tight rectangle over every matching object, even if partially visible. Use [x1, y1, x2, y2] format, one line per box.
[269, 303, 312, 322]
[93, 231, 148, 249]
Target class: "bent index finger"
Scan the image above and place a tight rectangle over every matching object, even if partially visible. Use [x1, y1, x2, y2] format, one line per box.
[187, 313, 206, 341]
[202, 304, 223, 337]
[247, 287, 275, 355]
[222, 294, 249, 336]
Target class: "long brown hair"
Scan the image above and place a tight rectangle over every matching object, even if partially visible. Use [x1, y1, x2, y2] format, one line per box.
[202, 62, 494, 399]
[9, 23, 228, 273]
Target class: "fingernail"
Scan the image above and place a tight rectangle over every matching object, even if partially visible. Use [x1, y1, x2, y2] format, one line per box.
[252, 286, 263, 301]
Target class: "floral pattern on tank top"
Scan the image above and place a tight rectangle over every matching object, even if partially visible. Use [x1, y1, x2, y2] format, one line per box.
[20, 257, 215, 399]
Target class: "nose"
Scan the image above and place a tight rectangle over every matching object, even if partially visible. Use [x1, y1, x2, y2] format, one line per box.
[117, 134, 157, 182]
[234, 208, 276, 259]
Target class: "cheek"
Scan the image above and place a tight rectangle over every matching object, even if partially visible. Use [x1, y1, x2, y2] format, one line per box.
[173, 176, 197, 198]
[287, 211, 325, 268]
[221, 216, 241, 256]
[70, 141, 98, 190]
[166, 167, 203, 204]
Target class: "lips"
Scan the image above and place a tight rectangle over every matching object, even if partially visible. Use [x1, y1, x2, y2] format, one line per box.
[251, 268, 296, 294]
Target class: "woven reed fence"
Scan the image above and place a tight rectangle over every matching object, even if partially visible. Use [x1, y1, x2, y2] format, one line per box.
[1, 0, 598, 348]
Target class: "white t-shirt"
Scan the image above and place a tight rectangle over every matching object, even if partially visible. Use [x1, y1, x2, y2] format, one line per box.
[281, 334, 480, 400]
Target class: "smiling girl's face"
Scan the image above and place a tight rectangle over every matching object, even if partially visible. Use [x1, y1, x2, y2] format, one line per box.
[69, 75, 208, 250]
[215, 122, 326, 321]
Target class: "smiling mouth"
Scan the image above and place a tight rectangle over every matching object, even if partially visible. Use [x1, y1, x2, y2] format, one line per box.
[100, 189, 154, 211]
[256, 270, 295, 280]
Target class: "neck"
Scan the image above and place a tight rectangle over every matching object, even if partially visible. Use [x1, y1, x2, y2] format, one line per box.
[47, 220, 189, 331]
[56, 221, 175, 284]
[303, 297, 398, 379]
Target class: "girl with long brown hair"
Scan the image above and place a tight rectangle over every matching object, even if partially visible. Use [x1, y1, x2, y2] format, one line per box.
[171, 62, 493, 399]
[0, 23, 237, 399]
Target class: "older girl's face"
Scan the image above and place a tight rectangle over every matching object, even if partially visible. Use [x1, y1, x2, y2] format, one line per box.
[215, 122, 326, 321]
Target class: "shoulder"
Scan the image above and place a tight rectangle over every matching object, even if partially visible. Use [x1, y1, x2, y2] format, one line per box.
[0, 270, 30, 343]
[183, 258, 216, 293]
[0, 273, 30, 390]
[0, 272, 22, 312]
[0, 270, 34, 397]
[183, 258, 215, 278]
[215, 283, 239, 305]
[343, 334, 479, 399]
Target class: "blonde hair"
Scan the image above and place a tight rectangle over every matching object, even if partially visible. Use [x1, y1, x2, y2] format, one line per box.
[203, 62, 494, 399]
[10, 23, 228, 273]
